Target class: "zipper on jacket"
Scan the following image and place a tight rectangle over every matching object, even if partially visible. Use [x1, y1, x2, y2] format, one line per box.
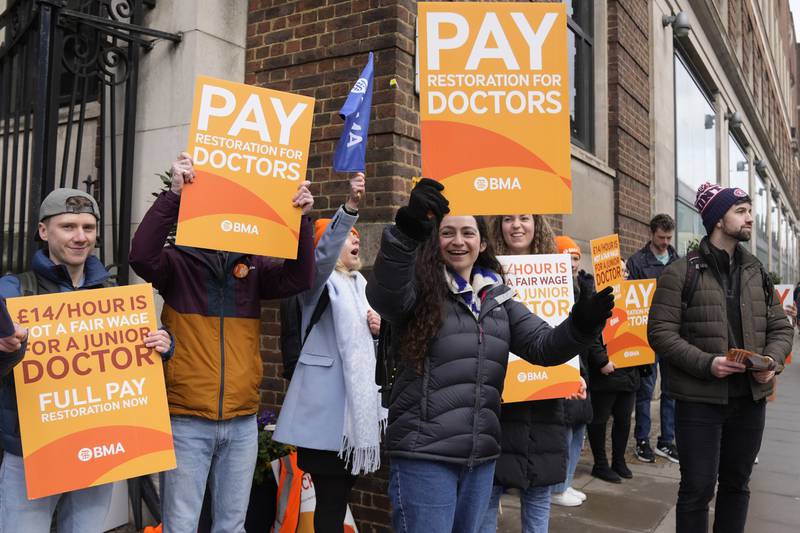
[469, 320, 484, 469]
[218, 284, 226, 419]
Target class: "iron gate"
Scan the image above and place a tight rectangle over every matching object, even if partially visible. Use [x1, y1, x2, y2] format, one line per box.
[0, 0, 180, 283]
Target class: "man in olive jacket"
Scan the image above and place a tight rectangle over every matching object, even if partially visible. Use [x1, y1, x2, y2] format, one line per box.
[647, 183, 793, 533]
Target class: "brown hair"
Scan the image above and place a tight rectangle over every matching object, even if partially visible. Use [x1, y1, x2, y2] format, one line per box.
[401, 216, 503, 373]
[490, 215, 558, 255]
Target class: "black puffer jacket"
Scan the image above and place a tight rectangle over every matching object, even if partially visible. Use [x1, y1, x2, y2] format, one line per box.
[564, 349, 593, 425]
[366, 226, 595, 466]
[494, 400, 567, 489]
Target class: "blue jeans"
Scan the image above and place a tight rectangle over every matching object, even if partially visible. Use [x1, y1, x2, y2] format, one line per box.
[480, 483, 552, 533]
[0, 451, 112, 532]
[161, 415, 257, 533]
[634, 357, 675, 444]
[552, 423, 586, 493]
[389, 457, 495, 533]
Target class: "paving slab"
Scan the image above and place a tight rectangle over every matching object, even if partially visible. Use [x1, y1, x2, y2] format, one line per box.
[498, 334, 800, 533]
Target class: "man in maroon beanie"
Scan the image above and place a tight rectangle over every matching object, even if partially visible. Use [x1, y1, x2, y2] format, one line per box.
[647, 182, 793, 533]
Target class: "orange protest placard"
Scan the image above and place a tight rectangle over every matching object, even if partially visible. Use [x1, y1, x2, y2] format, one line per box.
[499, 255, 580, 402]
[178, 76, 315, 259]
[604, 280, 656, 369]
[6, 285, 175, 499]
[776, 284, 795, 364]
[418, 3, 571, 215]
[590, 234, 622, 293]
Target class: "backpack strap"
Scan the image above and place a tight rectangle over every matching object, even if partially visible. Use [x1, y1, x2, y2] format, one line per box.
[301, 286, 330, 347]
[680, 250, 704, 312]
[14, 271, 39, 296]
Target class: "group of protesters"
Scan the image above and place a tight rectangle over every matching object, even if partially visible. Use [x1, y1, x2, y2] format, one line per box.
[0, 153, 795, 533]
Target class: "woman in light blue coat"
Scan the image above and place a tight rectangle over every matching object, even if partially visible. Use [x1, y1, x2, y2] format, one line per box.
[274, 173, 385, 532]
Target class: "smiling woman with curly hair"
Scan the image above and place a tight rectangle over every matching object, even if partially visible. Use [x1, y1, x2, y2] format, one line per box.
[366, 179, 615, 533]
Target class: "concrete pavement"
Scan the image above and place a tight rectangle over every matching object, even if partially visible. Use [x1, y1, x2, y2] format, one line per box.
[497, 334, 800, 533]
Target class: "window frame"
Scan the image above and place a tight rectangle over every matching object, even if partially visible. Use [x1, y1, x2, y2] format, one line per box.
[567, 1, 594, 152]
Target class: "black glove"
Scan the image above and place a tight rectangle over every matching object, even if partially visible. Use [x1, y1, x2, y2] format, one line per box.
[395, 178, 450, 241]
[571, 285, 614, 335]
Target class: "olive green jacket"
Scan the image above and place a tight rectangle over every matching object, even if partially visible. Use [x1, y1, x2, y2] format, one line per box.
[647, 239, 793, 404]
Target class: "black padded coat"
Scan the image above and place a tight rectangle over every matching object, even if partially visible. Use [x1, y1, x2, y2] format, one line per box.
[366, 225, 596, 466]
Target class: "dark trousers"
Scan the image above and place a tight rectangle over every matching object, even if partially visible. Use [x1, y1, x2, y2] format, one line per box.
[587, 390, 635, 467]
[674, 398, 765, 533]
[297, 447, 358, 533]
[311, 473, 358, 532]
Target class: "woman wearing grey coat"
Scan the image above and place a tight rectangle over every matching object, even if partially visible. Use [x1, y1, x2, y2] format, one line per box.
[274, 173, 385, 532]
[365, 179, 615, 533]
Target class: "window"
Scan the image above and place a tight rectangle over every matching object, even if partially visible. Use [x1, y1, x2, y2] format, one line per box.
[566, 0, 593, 151]
[780, 211, 789, 280]
[728, 136, 748, 193]
[754, 175, 768, 264]
[770, 200, 779, 273]
[674, 54, 717, 254]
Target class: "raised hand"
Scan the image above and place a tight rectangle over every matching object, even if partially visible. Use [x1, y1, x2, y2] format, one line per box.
[170, 152, 195, 195]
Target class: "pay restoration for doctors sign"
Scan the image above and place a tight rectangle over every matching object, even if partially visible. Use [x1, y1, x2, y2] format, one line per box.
[6, 285, 175, 499]
[418, 2, 571, 215]
[178, 76, 315, 259]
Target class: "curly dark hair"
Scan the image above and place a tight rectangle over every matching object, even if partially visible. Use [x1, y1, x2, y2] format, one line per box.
[490, 214, 558, 255]
[401, 216, 503, 373]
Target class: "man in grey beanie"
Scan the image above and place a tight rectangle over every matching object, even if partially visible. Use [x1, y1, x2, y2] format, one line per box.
[0, 188, 174, 531]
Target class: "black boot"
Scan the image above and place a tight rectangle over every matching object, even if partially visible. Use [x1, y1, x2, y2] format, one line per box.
[592, 464, 622, 483]
[588, 422, 622, 483]
[612, 460, 633, 479]
[610, 409, 633, 479]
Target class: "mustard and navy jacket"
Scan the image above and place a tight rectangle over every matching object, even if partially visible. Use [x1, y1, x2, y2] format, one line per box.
[130, 191, 315, 420]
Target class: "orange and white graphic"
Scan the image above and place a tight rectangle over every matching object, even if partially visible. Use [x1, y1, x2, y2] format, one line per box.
[499, 254, 580, 402]
[418, 2, 571, 215]
[178, 76, 315, 259]
[604, 280, 656, 369]
[775, 284, 795, 364]
[7, 285, 175, 499]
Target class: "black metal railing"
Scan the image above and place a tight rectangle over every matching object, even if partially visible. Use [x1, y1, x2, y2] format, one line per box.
[0, 0, 180, 282]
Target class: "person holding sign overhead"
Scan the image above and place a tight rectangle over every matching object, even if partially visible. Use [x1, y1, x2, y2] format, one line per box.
[366, 180, 614, 533]
[273, 172, 387, 533]
[478, 214, 578, 533]
[0, 188, 174, 532]
[129, 153, 315, 533]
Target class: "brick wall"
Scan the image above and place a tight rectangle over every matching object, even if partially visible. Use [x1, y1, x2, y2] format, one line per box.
[245, 0, 653, 529]
[607, 0, 651, 258]
[247, 0, 420, 529]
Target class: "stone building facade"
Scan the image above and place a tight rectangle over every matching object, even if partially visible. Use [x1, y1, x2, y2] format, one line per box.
[67, 0, 798, 530]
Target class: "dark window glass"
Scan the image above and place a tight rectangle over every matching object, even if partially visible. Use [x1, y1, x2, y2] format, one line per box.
[567, 2, 593, 151]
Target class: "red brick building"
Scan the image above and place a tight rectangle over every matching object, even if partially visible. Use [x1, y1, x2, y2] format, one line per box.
[240, 1, 800, 530]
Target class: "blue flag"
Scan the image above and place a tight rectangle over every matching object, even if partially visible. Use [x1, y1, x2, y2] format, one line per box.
[333, 52, 374, 173]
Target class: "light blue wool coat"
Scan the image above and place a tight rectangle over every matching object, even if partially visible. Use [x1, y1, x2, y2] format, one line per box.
[273, 206, 361, 452]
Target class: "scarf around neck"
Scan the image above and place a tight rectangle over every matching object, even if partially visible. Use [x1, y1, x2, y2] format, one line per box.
[327, 269, 388, 475]
[445, 266, 501, 318]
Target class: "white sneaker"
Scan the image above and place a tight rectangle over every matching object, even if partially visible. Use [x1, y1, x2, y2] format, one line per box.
[551, 490, 582, 507]
[567, 486, 587, 502]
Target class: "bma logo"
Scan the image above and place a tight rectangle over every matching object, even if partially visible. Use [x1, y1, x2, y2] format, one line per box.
[77, 442, 126, 462]
[517, 370, 549, 382]
[351, 77, 369, 94]
[220, 220, 260, 235]
[473, 176, 522, 192]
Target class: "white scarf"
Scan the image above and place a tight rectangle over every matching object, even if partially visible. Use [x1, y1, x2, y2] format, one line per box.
[327, 269, 388, 475]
